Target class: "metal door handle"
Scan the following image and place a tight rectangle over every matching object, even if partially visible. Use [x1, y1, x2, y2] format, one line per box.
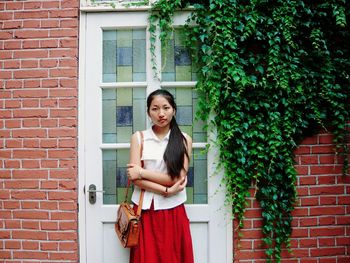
[87, 184, 105, 204]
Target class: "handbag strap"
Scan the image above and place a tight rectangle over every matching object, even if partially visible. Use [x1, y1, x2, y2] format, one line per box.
[125, 131, 145, 217]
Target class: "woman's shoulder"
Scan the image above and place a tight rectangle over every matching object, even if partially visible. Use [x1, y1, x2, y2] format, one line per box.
[181, 132, 192, 143]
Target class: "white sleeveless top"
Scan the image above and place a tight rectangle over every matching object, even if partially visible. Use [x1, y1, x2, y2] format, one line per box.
[131, 128, 187, 210]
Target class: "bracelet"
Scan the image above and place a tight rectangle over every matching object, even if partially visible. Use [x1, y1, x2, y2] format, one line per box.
[138, 168, 143, 180]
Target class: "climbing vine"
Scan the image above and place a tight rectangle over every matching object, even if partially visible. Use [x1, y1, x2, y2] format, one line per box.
[149, 0, 350, 261]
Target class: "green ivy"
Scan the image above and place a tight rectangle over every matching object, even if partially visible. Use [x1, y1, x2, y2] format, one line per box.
[149, 0, 350, 261]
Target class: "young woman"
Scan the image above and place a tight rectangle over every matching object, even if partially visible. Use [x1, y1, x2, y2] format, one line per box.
[126, 89, 194, 263]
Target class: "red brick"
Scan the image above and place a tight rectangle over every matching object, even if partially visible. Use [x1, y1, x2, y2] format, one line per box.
[310, 206, 345, 216]
[0, 251, 11, 259]
[22, 160, 40, 168]
[337, 216, 350, 225]
[50, 109, 76, 117]
[48, 191, 76, 200]
[310, 247, 345, 257]
[310, 185, 345, 196]
[13, 251, 48, 260]
[336, 237, 350, 246]
[13, 149, 46, 158]
[49, 252, 78, 260]
[22, 40, 40, 49]
[299, 238, 317, 248]
[5, 241, 21, 249]
[5, 180, 39, 189]
[48, 232, 77, 241]
[40, 201, 58, 210]
[41, 242, 58, 251]
[40, 58, 59, 67]
[21, 59, 38, 68]
[12, 230, 47, 240]
[11, 191, 46, 200]
[41, 180, 58, 189]
[4, 60, 20, 69]
[59, 181, 76, 190]
[14, 29, 49, 39]
[5, 139, 23, 148]
[319, 216, 336, 225]
[41, 160, 59, 168]
[49, 128, 76, 138]
[338, 196, 350, 205]
[51, 211, 76, 220]
[59, 221, 77, 230]
[48, 149, 76, 158]
[300, 196, 319, 206]
[49, 9, 78, 18]
[12, 170, 48, 179]
[23, 118, 40, 127]
[13, 69, 48, 79]
[21, 201, 40, 209]
[59, 241, 78, 251]
[41, 221, 59, 230]
[310, 227, 345, 237]
[22, 241, 39, 250]
[23, 20, 41, 29]
[4, 160, 21, 168]
[318, 175, 336, 184]
[299, 217, 317, 227]
[6, 1, 24, 10]
[22, 221, 40, 230]
[319, 134, 334, 144]
[294, 146, 311, 154]
[23, 139, 40, 148]
[319, 237, 336, 246]
[24, 79, 41, 88]
[319, 196, 336, 205]
[42, 1, 60, 9]
[23, 1, 41, 9]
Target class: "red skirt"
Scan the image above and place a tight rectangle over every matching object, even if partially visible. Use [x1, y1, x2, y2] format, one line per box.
[130, 202, 194, 263]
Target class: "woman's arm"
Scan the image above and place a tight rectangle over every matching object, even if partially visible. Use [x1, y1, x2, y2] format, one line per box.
[127, 132, 192, 196]
[127, 133, 193, 186]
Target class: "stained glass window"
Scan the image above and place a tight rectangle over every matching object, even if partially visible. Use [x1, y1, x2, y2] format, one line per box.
[102, 26, 207, 205]
[103, 29, 146, 82]
[161, 29, 198, 81]
[102, 87, 146, 143]
[103, 149, 131, 204]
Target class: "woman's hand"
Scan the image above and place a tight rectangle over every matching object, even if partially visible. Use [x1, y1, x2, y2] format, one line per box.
[167, 176, 187, 197]
[127, 163, 142, 181]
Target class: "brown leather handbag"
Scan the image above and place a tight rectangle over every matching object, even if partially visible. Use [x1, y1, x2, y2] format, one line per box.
[115, 132, 145, 248]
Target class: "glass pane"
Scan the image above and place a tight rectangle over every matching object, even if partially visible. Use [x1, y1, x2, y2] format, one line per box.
[103, 149, 132, 204]
[102, 87, 146, 143]
[186, 148, 208, 204]
[161, 28, 198, 81]
[103, 29, 146, 82]
[163, 87, 206, 143]
[103, 148, 208, 205]
[163, 87, 208, 204]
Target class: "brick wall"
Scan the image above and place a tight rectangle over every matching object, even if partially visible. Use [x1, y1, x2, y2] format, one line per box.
[0, 0, 79, 262]
[234, 132, 350, 262]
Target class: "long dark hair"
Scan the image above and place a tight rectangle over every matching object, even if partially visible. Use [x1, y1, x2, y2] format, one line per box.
[147, 89, 189, 179]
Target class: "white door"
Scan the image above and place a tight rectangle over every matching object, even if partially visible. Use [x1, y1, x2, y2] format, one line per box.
[79, 10, 232, 263]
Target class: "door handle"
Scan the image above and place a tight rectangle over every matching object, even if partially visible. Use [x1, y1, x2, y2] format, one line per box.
[87, 184, 105, 204]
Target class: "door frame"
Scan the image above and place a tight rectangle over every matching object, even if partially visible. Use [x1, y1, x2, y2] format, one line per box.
[78, 7, 233, 263]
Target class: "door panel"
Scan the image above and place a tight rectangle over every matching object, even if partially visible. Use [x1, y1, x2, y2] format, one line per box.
[80, 11, 232, 263]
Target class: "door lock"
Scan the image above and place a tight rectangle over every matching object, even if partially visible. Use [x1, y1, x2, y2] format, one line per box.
[87, 184, 105, 204]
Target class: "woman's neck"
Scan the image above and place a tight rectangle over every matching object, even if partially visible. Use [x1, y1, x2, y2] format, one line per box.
[152, 125, 170, 140]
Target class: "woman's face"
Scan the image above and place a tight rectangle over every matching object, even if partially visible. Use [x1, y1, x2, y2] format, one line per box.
[148, 95, 175, 128]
